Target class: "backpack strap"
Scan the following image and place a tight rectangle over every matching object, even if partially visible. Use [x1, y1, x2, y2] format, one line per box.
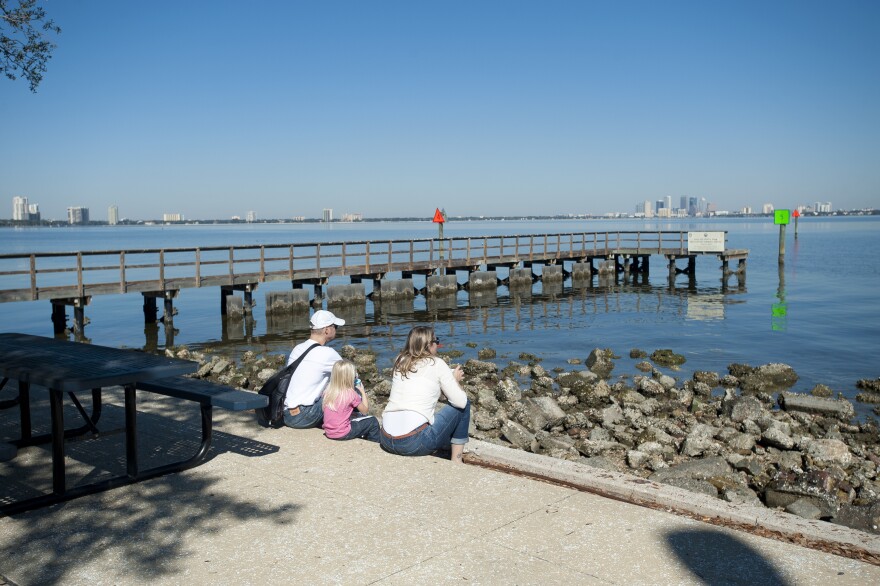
[288, 341, 321, 371]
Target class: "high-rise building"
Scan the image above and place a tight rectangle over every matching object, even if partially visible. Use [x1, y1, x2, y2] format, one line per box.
[163, 213, 183, 222]
[12, 196, 29, 221]
[655, 199, 664, 211]
[680, 196, 687, 211]
[108, 205, 119, 225]
[762, 203, 774, 214]
[67, 207, 89, 225]
[322, 208, 333, 222]
[815, 202, 832, 213]
[688, 197, 698, 216]
[665, 196, 672, 211]
[28, 203, 40, 222]
[246, 210, 257, 222]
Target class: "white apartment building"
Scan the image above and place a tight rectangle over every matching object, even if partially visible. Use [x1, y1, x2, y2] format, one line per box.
[762, 203, 774, 214]
[322, 208, 333, 222]
[67, 207, 89, 224]
[12, 196, 29, 221]
[246, 211, 257, 222]
[163, 213, 183, 222]
[108, 205, 119, 225]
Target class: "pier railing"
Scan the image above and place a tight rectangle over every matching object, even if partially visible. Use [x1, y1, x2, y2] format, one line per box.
[0, 230, 730, 303]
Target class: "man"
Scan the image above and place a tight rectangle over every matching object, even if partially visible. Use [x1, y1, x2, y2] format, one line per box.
[283, 309, 346, 429]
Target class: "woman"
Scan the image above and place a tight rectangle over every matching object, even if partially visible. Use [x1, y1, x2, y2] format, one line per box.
[380, 326, 470, 463]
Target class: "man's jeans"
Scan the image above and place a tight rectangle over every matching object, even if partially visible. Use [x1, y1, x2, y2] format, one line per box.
[379, 401, 470, 456]
[283, 401, 323, 429]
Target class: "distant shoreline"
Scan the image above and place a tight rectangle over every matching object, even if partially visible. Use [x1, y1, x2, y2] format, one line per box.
[2, 209, 878, 228]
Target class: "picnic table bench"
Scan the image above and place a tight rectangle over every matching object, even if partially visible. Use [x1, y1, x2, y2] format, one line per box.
[0, 333, 267, 516]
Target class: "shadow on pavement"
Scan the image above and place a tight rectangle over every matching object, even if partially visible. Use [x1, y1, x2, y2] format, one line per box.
[666, 527, 791, 586]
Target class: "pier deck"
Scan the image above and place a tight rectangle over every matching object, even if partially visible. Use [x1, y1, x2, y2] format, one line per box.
[0, 230, 747, 334]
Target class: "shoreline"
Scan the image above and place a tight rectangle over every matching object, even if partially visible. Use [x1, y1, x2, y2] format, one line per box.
[179, 342, 880, 536]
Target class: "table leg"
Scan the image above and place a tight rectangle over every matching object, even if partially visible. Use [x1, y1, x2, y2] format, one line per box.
[49, 387, 66, 495]
[19, 381, 31, 442]
[125, 383, 138, 478]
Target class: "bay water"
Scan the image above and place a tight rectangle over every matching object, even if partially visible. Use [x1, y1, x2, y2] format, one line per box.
[2, 217, 878, 417]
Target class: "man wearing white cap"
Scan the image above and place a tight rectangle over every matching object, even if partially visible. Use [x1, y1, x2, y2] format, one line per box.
[283, 309, 346, 429]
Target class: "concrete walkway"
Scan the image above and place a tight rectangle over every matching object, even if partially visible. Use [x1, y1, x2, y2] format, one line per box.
[1, 388, 879, 585]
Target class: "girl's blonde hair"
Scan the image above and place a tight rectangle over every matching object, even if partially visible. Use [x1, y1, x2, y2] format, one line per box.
[323, 359, 357, 412]
[393, 326, 436, 379]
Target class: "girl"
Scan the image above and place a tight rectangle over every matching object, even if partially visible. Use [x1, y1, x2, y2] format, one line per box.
[380, 326, 470, 463]
[321, 359, 379, 442]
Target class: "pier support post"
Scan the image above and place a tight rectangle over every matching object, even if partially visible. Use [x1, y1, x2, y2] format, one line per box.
[142, 295, 158, 324]
[51, 302, 67, 335]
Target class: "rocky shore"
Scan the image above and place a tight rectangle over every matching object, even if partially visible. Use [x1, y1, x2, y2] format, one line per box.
[172, 344, 880, 535]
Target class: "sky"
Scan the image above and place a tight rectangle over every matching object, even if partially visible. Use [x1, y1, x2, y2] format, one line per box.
[2, 0, 879, 221]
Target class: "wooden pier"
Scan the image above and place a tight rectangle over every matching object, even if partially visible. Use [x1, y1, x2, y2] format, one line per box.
[0, 231, 747, 335]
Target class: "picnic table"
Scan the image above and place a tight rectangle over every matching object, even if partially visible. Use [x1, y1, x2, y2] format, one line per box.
[0, 332, 265, 516]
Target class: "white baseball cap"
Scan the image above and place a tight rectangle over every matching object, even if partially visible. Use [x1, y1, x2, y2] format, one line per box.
[310, 309, 345, 329]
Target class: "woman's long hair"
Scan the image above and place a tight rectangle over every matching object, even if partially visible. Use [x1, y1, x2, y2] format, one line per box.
[393, 326, 436, 379]
[323, 359, 357, 412]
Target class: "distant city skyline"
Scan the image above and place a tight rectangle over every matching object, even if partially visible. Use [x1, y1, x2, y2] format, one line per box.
[2, 2, 878, 219]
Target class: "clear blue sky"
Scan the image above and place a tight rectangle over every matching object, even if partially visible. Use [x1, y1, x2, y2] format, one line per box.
[2, 0, 878, 221]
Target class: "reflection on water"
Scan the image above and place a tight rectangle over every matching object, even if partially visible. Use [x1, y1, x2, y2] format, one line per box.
[772, 264, 787, 332]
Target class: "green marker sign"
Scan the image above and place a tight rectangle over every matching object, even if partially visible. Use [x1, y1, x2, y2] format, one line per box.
[774, 209, 790, 225]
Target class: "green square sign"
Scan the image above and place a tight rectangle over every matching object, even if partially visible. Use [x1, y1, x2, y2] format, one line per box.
[774, 209, 790, 225]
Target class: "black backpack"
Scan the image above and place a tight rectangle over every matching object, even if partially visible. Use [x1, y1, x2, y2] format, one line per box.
[255, 343, 320, 428]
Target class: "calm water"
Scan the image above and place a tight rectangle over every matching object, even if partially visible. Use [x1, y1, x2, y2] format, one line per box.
[2, 217, 878, 417]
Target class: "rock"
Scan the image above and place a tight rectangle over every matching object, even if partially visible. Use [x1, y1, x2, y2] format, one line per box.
[738, 363, 799, 393]
[520, 396, 566, 430]
[495, 378, 522, 402]
[256, 368, 276, 383]
[601, 403, 623, 426]
[627, 450, 650, 468]
[724, 395, 766, 423]
[196, 361, 214, 378]
[801, 438, 853, 468]
[211, 359, 231, 375]
[761, 426, 795, 450]
[586, 348, 615, 378]
[635, 361, 653, 372]
[778, 391, 855, 421]
[722, 487, 763, 507]
[856, 378, 880, 393]
[651, 349, 686, 367]
[473, 409, 501, 431]
[589, 427, 612, 442]
[629, 348, 647, 359]
[733, 457, 765, 477]
[786, 498, 824, 520]
[720, 374, 739, 387]
[464, 359, 498, 377]
[765, 469, 846, 517]
[693, 371, 720, 387]
[477, 348, 497, 360]
[810, 384, 833, 398]
[501, 420, 537, 451]
[654, 373, 677, 390]
[576, 439, 626, 458]
[638, 377, 665, 396]
[681, 436, 719, 457]
[833, 502, 880, 534]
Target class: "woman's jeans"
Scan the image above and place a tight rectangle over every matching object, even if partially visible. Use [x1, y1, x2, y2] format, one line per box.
[380, 401, 470, 456]
[283, 401, 323, 429]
